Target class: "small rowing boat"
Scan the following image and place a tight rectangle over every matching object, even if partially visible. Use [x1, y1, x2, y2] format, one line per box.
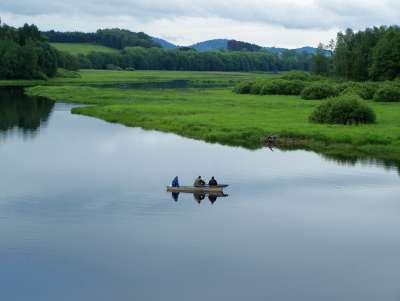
[167, 184, 229, 194]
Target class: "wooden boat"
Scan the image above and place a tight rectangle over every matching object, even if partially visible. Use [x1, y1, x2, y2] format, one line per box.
[167, 185, 229, 194]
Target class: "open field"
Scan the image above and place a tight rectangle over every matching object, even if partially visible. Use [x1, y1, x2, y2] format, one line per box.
[0, 69, 274, 87]
[25, 71, 400, 167]
[50, 42, 120, 55]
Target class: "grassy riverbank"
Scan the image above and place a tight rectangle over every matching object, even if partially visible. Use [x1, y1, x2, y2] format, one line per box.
[25, 72, 400, 167]
[0, 69, 270, 87]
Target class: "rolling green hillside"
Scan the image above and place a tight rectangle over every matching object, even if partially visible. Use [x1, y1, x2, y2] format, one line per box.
[50, 43, 119, 55]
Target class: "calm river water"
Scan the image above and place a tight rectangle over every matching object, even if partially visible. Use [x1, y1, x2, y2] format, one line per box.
[1, 88, 400, 301]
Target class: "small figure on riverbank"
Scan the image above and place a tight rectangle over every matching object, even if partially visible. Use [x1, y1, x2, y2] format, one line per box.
[208, 176, 218, 186]
[172, 176, 179, 187]
[194, 176, 205, 187]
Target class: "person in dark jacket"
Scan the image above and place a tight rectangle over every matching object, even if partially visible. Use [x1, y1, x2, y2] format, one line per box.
[208, 176, 218, 186]
[171, 176, 179, 187]
[194, 176, 205, 187]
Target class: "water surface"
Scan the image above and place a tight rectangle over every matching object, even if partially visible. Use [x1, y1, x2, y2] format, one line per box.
[1, 88, 400, 301]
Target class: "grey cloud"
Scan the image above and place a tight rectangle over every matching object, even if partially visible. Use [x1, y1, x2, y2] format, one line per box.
[1, 0, 399, 30]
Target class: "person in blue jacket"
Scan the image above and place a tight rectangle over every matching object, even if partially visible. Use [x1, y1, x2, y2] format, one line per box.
[171, 176, 179, 187]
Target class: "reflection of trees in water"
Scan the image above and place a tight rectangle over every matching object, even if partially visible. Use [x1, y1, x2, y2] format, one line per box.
[320, 153, 400, 176]
[0, 87, 54, 138]
[268, 144, 400, 176]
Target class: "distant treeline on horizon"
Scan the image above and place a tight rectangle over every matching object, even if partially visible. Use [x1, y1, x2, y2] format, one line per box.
[1, 21, 400, 81]
[43, 29, 312, 73]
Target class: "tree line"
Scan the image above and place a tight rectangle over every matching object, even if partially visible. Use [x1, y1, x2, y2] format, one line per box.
[0, 22, 78, 79]
[43, 29, 160, 49]
[75, 46, 312, 72]
[0, 21, 313, 79]
[311, 26, 400, 81]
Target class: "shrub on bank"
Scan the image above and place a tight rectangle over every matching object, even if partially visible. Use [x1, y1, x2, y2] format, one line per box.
[301, 82, 338, 99]
[233, 80, 254, 94]
[340, 82, 378, 100]
[250, 80, 265, 94]
[373, 84, 400, 102]
[280, 71, 309, 81]
[310, 95, 376, 125]
[261, 79, 306, 95]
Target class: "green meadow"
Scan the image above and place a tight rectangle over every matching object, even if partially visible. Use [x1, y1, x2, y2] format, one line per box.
[0, 69, 270, 86]
[24, 70, 400, 166]
[50, 42, 120, 55]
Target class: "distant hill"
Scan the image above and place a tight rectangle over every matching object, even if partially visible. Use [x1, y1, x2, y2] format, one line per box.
[190, 39, 229, 52]
[151, 37, 177, 49]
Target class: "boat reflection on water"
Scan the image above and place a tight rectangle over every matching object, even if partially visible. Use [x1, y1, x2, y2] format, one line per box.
[171, 192, 229, 204]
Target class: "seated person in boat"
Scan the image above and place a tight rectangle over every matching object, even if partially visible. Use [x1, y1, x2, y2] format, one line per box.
[171, 176, 180, 187]
[194, 176, 206, 187]
[208, 176, 218, 186]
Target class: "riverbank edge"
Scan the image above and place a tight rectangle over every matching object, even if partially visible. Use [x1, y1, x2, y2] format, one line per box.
[71, 105, 400, 170]
[25, 87, 400, 171]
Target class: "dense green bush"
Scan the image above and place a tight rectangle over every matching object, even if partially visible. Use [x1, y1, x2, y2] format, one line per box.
[335, 82, 358, 93]
[260, 79, 306, 95]
[249, 80, 265, 94]
[373, 84, 400, 102]
[301, 82, 338, 99]
[340, 82, 378, 100]
[233, 81, 254, 94]
[310, 95, 376, 124]
[280, 71, 309, 81]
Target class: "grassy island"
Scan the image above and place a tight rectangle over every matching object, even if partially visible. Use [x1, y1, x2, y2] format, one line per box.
[22, 70, 400, 170]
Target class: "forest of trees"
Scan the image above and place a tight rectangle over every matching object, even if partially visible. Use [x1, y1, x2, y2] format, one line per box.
[0, 22, 78, 79]
[43, 29, 160, 49]
[74, 46, 312, 72]
[311, 26, 400, 81]
[0, 21, 314, 78]
[43, 28, 312, 72]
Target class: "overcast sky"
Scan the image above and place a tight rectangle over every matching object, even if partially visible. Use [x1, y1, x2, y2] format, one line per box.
[1, 0, 399, 48]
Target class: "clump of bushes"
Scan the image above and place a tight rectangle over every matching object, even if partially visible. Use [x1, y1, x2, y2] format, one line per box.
[373, 84, 400, 102]
[310, 95, 376, 125]
[340, 82, 378, 100]
[234, 79, 307, 95]
[335, 81, 358, 94]
[261, 79, 306, 95]
[250, 80, 265, 94]
[301, 82, 338, 99]
[280, 71, 309, 81]
[233, 80, 254, 94]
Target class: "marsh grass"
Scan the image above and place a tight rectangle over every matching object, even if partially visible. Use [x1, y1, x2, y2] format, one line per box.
[26, 83, 400, 163]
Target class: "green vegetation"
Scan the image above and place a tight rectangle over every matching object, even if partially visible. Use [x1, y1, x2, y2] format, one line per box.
[50, 42, 119, 55]
[0, 69, 271, 87]
[0, 22, 78, 79]
[310, 95, 376, 125]
[24, 70, 400, 165]
[301, 82, 337, 100]
[43, 29, 313, 72]
[340, 82, 378, 100]
[234, 74, 400, 103]
[374, 84, 400, 102]
[44, 29, 159, 50]
[312, 26, 400, 81]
